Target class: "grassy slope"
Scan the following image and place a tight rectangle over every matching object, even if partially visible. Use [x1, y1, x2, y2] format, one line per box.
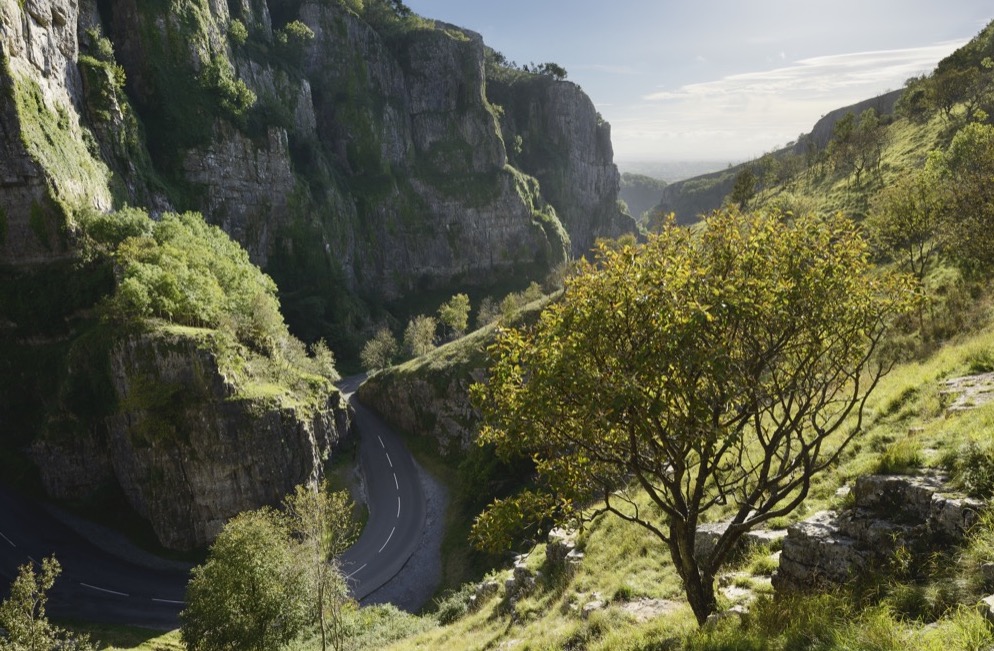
[373, 309, 994, 651]
[750, 112, 949, 220]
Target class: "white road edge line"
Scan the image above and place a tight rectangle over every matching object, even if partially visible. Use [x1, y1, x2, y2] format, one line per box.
[80, 582, 130, 597]
[151, 598, 185, 605]
[386, 452, 393, 468]
[393, 473, 399, 490]
[377, 435, 385, 448]
[397, 495, 401, 518]
[346, 563, 367, 579]
[378, 526, 396, 553]
[0, 531, 15, 548]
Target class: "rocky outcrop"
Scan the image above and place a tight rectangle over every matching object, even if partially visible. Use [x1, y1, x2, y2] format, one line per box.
[774, 473, 983, 591]
[31, 330, 352, 550]
[490, 74, 632, 258]
[357, 354, 482, 452]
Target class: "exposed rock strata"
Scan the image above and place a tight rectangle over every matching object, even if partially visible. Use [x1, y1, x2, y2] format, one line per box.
[31, 330, 352, 550]
[774, 473, 983, 591]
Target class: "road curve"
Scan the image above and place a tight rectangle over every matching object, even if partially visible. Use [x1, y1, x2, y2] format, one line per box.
[0, 486, 188, 629]
[0, 376, 427, 626]
[336, 375, 427, 600]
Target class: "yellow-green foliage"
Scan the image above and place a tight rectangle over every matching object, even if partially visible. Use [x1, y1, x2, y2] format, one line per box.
[10, 73, 112, 218]
[93, 211, 284, 352]
[79, 209, 339, 414]
[752, 112, 948, 219]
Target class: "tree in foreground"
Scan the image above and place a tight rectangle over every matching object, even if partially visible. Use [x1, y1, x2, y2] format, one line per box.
[471, 210, 913, 625]
[0, 556, 95, 651]
[181, 509, 309, 651]
[282, 484, 360, 651]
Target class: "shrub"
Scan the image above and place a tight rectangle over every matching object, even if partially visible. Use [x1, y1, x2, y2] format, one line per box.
[228, 19, 248, 46]
[953, 440, 994, 498]
[875, 438, 925, 474]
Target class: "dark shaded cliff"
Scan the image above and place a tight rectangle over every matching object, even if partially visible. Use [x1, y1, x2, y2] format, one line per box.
[0, 0, 631, 548]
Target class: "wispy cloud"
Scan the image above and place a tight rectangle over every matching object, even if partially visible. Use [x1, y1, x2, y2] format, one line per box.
[643, 42, 961, 102]
[612, 41, 966, 160]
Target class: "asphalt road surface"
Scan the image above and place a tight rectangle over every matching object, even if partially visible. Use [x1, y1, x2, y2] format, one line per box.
[0, 486, 188, 629]
[0, 375, 427, 627]
[336, 375, 427, 600]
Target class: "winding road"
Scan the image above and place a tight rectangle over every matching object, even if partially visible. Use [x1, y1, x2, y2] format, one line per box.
[0, 376, 427, 628]
[336, 375, 427, 600]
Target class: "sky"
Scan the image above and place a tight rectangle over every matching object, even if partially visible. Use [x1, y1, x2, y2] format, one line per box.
[402, 1, 993, 163]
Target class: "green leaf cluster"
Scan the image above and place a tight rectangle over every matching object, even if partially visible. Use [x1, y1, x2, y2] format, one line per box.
[181, 484, 358, 651]
[0, 557, 96, 651]
[472, 209, 915, 624]
[87, 210, 285, 354]
[182, 508, 310, 651]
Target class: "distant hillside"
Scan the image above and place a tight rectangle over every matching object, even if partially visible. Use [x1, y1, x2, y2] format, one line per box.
[619, 172, 667, 224]
[653, 166, 740, 224]
[617, 160, 733, 182]
[797, 89, 903, 152]
[654, 90, 904, 223]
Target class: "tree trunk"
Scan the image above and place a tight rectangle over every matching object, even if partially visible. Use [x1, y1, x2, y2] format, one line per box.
[685, 567, 718, 626]
[669, 524, 718, 626]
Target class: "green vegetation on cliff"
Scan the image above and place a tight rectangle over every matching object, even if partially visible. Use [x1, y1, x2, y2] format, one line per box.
[7, 67, 112, 227]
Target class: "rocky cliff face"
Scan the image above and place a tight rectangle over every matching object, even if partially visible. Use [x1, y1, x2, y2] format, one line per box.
[30, 329, 351, 550]
[2, 0, 633, 324]
[0, 0, 112, 264]
[489, 75, 632, 258]
[0, 0, 631, 547]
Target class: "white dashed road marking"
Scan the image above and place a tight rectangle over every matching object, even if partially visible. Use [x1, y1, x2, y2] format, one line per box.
[152, 598, 184, 605]
[386, 452, 393, 468]
[378, 526, 395, 553]
[0, 531, 14, 548]
[346, 563, 367, 579]
[397, 496, 401, 518]
[393, 473, 399, 490]
[81, 583, 129, 597]
[377, 435, 385, 448]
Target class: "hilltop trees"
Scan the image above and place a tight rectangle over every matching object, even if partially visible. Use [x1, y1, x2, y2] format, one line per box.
[867, 122, 994, 280]
[471, 210, 913, 625]
[867, 160, 948, 282]
[403, 315, 437, 357]
[438, 293, 471, 340]
[828, 109, 886, 185]
[938, 122, 994, 275]
[361, 327, 399, 372]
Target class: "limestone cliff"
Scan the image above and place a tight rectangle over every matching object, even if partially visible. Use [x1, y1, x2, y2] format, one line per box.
[0, 0, 112, 264]
[29, 328, 351, 550]
[2, 0, 632, 338]
[0, 0, 631, 547]
[84, 0, 627, 305]
[489, 74, 632, 258]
